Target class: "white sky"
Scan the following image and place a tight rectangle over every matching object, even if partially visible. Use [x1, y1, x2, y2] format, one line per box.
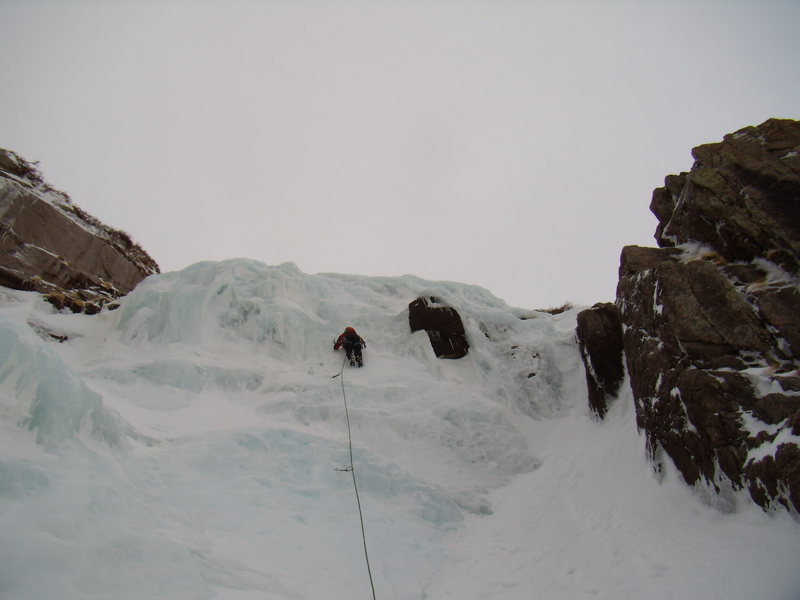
[2, 1, 798, 309]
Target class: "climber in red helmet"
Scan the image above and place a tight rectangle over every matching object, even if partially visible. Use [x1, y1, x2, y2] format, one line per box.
[334, 326, 366, 367]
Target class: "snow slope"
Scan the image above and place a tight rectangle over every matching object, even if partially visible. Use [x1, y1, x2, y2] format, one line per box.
[0, 259, 798, 600]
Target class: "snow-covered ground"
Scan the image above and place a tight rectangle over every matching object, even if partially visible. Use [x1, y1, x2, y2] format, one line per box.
[0, 259, 797, 600]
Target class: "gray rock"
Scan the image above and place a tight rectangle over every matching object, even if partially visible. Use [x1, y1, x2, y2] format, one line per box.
[0, 148, 158, 312]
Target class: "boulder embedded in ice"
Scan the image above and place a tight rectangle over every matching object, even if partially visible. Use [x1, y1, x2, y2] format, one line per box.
[408, 296, 469, 359]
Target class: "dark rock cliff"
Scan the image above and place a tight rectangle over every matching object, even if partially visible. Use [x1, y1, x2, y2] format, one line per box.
[651, 118, 800, 274]
[578, 118, 800, 514]
[575, 302, 625, 419]
[0, 149, 159, 312]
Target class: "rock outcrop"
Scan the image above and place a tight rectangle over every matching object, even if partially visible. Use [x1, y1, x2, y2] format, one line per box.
[575, 302, 625, 418]
[408, 296, 469, 358]
[651, 118, 800, 274]
[0, 149, 159, 312]
[612, 118, 800, 514]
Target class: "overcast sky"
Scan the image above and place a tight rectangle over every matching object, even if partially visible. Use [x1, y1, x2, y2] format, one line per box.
[2, 1, 798, 308]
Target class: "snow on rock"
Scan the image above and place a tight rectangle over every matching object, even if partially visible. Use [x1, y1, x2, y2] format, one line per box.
[0, 259, 798, 600]
[618, 119, 800, 514]
[0, 148, 158, 314]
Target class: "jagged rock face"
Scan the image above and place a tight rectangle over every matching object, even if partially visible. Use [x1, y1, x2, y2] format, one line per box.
[651, 118, 800, 274]
[408, 296, 469, 359]
[575, 303, 625, 418]
[0, 149, 159, 312]
[617, 119, 800, 514]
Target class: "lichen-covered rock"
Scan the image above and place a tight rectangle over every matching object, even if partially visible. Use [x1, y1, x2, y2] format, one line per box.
[651, 118, 800, 274]
[616, 119, 800, 514]
[408, 296, 469, 359]
[575, 302, 625, 418]
[0, 148, 159, 311]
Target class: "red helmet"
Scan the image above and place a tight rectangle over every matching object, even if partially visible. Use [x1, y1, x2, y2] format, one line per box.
[345, 326, 355, 334]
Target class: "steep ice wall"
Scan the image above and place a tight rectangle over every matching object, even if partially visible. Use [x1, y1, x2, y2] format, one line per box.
[99, 259, 581, 487]
[0, 260, 587, 600]
[0, 308, 125, 452]
[3, 260, 796, 600]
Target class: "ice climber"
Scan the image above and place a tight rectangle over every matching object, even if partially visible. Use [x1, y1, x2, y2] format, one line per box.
[334, 326, 366, 367]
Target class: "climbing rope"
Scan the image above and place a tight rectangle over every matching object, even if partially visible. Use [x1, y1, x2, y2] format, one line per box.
[334, 354, 378, 600]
